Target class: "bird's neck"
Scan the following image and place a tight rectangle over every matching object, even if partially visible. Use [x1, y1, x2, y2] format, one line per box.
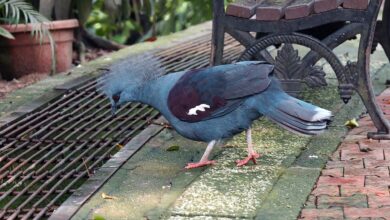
[136, 74, 179, 117]
[137, 80, 163, 108]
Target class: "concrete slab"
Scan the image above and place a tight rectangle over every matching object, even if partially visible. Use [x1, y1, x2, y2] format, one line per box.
[168, 118, 310, 219]
[71, 129, 222, 220]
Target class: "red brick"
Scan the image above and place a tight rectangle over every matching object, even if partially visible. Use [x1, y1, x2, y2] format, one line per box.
[312, 185, 340, 196]
[343, 134, 367, 143]
[339, 143, 360, 151]
[326, 160, 364, 169]
[341, 185, 390, 197]
[379, 89, 390, 97]
[304, 195, 316, 209]
[300, 208, 343, 219]
[341, 149, 384, 160]
[385, 149, 390, 160]
[349, 126, 371, 135]
[368, 196, 390, 208]
[366, 176, 390, 187]
[321, 168, 344, 177]
[358, 118, 374, 127]
[344, 207, 390, 218]
[381, 110, 390, 116]
[359, 115, 371, 122]
[359, 139, 390, 149]
[317, 176, 364, 186]
[329, 152, 341, 161]
[344, 167, 389, 177]
[358, 139, 385, 149]
[365, 159, 390, 168]
[317, 194, 367, 208]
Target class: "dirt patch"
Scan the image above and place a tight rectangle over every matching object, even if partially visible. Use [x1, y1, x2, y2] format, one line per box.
[84, 48, 112, 62]
[0, 73, 48, 99]
[0, 48, 112, 100]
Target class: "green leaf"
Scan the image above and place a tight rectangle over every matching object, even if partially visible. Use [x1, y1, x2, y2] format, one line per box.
[0, 26, 14, 39]
[93, 214, 106, 220]
[166, 145, 180, 151]
[0, 0, 56, 74]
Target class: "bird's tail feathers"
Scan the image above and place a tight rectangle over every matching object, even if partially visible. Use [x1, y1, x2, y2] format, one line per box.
[259, 89, 332, 136]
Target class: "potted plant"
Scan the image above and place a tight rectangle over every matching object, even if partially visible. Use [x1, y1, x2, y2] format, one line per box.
[0, 0, 78, 80]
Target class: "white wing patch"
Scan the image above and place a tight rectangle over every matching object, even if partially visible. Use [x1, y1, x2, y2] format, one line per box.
[187, 104, 211, 116]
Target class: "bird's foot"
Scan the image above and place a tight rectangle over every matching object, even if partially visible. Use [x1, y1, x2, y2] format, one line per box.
[185, 160, 216, 169]
[236, 152, 261, 167]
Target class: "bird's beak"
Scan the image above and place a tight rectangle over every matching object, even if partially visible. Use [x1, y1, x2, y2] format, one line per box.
[111, 104, 118, 116]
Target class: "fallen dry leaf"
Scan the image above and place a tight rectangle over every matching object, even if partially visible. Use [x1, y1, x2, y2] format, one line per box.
[344, 118, 359, 129]
[101, 192, 118, 200]
[116, 143, 124, 149]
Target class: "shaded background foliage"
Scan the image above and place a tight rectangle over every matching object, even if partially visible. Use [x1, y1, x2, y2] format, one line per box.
[86, 0, 227, 45]
[3, 0, 234, 47]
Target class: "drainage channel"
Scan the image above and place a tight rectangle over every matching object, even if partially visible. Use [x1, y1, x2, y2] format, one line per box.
[0, 34, 243, 219]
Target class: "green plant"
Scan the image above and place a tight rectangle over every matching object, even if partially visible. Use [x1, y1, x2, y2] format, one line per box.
[85, 0, 234, 45]
[0, 0, 56, 74]
[0, 0, 49, 39]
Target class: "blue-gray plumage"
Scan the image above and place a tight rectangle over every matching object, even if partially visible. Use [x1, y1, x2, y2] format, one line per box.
[99, 55, 332, 168]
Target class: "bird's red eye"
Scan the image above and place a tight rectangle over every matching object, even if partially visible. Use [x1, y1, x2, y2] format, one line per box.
[112, 95, 120, 102]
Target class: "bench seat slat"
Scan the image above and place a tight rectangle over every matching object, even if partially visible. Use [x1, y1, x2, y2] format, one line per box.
[314, 0, 344, 13]
[226, 0, 266, 18]
[285, 0, 315, 19]
[343, 0, 369, 9]
[256, 0, 296, 21]
[227, 0, 370, 20]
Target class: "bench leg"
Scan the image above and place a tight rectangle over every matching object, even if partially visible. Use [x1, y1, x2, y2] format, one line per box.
[210, 0, 225, 66]
[355, 2, 390, 139]
[375, 1, 390, 63]
[355, 77, 390, 139]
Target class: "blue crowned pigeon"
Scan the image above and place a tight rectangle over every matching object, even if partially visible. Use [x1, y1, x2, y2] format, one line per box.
[99, 55, 332, 169]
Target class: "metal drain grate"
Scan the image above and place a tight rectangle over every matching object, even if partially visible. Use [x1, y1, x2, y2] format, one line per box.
[0, 34, 243, 219]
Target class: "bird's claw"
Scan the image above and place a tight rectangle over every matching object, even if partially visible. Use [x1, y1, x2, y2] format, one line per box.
[236, 152, 261, 167]
[185, 160, 216, 169]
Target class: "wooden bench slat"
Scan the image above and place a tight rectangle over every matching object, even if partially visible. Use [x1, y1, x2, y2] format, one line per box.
[226, 0, 266, 18]
[285, 0, 315, 19]
[256, 0, 295, 21]
[314, 0, 344, 13]
[343, 0, 369, 9]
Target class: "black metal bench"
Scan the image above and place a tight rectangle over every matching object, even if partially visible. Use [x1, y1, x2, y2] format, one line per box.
[210, 0, 390, 140]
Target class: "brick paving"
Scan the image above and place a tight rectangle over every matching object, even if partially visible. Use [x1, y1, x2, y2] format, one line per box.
[299, 88, 390, 219]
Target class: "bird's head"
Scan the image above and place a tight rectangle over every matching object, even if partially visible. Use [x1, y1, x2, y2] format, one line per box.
[97, 53, 165, 116]
[110, 93, 121, 115]
[108, 87, 137, 116]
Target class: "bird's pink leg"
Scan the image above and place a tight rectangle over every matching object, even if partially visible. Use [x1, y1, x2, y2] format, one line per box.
[185, 140, 217, 169]
[236, 127, 261, 167]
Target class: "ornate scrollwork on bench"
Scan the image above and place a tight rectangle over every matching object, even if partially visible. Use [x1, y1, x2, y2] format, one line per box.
[237, 33, 354, 103]
[211, 0, 390, 139]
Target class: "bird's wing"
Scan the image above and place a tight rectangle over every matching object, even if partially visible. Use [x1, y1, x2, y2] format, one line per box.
[168, 61, 274, 122]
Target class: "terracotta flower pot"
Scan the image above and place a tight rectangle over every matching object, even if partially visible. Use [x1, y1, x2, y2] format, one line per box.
[0, 19, 79, 80]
